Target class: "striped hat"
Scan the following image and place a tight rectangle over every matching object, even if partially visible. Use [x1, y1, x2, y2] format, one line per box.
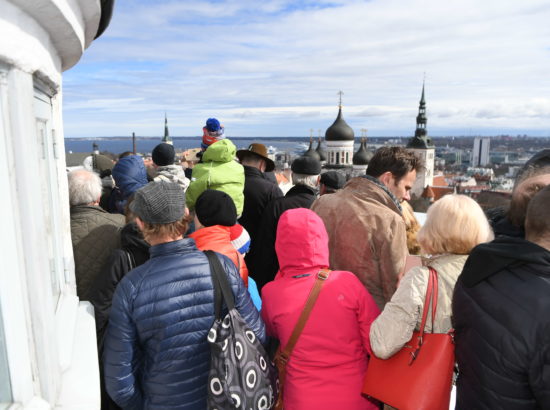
[229, 224, 251, 255]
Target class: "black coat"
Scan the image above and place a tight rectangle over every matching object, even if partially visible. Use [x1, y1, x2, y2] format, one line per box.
[239, 165, 283, 242]
[247, 184, 318, 291]
[89, 222, 150, 355]
[452, 236, 550, 409]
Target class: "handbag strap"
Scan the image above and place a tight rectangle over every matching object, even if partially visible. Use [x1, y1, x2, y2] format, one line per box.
[205, 250, 235, 320]
[279, 269, 331, 365]
[418, 267, 439, 343]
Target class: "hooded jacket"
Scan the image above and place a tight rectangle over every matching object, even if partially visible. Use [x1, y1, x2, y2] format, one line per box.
[110, 155, 148, 213]
[111, 155, 148, 199]
[261, 209, 380, 410]
[311, 176, 408, 310]
[370, 254, 468, 359]
[186, 139, 245, 215]
[189, 224, 248, 286]
[452, 236, 550, 409]
[154, 164, 190, 191]
[104, 238, 265, 409]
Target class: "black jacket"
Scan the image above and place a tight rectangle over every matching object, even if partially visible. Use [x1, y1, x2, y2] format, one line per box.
[247, 184, 318, 291]
[452, 236, 550, 409]
[89, 222, 150, 355]
[239, 166, 283, 242]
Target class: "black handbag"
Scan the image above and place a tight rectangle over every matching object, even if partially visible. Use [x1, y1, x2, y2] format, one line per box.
[205, 250, 278, 409]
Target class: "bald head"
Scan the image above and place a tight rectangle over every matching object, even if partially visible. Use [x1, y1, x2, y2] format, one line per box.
[68, 169, 102, 206]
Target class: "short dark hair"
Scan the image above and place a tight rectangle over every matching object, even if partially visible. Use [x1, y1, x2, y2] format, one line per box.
[525, 185, 550, 242]
[366, 147, 423, 181]
[508, 166, 550, 227]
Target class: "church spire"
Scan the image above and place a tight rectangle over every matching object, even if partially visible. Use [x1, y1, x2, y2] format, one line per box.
[407, 79, 433, 149]
[162, 112, 173, 145]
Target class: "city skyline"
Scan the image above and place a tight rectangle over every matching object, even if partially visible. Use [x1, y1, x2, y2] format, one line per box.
[63, 0, 550, 138]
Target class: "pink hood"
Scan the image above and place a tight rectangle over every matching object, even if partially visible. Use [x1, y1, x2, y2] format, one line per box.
[275, 208, 329, 277]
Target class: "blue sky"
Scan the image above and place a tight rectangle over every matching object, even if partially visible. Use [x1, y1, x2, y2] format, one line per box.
[63, 0, 550, 138]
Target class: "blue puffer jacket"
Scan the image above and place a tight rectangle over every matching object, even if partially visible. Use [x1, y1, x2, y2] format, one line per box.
[104, 238, 266, 409]
[112, 155, 148, 200]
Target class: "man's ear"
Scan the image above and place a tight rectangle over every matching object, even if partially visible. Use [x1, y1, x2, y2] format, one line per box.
[135, 217, 145, 231]
[378, 171, 393, 187]
[184, 207, 190, 217]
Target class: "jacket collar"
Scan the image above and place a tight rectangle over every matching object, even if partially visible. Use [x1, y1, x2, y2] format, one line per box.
[70, 204, 107, 215]
[188, 225, 231, 245]
[285, 184, 318, 197]
[243, 165, 266, 179]
[460, 236, 550, 287]
[149, 238, 198, 258]
[362, 175, 402, 212]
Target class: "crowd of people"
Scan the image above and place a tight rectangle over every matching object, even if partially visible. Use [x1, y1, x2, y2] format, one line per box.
[68, 118, 550, 409]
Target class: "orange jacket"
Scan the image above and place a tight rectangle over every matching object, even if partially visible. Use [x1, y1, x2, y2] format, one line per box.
[189, 225, 248, 286]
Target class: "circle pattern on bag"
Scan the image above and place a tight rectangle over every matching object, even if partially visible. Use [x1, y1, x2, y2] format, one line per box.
[246, 368, 257, 389]
[210, 377, 223, 396]
[207, 310, 278, 409]
[245, 330, 256, 343]
[208, 328, 217, 343]
[231, 393, 241, 408]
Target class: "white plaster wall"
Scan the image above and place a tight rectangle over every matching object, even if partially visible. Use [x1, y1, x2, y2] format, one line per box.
[410, 148, 435, 199]
[325, 140, 354, 166]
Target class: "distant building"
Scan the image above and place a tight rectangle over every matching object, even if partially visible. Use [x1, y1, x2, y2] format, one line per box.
[324, 92, 355, 168]
[406, 82, 435, 199]
[162, 113, 173, 145]
[472, 137, 490, 166]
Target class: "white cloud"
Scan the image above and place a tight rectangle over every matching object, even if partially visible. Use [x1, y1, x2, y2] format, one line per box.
[63, 0, 550, 137]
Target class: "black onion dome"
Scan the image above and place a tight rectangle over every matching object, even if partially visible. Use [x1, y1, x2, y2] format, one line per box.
[303, 140, 321, 161]
[315, 139, 326, 161]
[325, 107, 355, 141]
[353, 139, 373, 165]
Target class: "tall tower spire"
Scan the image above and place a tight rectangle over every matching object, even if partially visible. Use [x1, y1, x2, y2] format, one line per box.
[162, 112, 173, 145]
[415, 80, 427, 139]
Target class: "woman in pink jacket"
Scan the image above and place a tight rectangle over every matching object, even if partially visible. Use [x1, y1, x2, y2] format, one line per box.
[261, 208, 380, 410]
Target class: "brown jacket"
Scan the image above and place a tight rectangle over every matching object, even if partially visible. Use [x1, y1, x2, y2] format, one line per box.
[70, 205, 125, 300]
[311, 177, 407, 310]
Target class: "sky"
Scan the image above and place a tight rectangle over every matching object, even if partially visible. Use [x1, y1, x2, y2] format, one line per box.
[63, 0, 550, 138]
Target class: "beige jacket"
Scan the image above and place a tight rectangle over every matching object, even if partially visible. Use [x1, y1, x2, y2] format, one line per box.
[311, 177, 407, 310]
[370, 254, 468, 359]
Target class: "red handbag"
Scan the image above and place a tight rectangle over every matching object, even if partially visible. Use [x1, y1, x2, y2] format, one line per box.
[362, 267, 455, 410]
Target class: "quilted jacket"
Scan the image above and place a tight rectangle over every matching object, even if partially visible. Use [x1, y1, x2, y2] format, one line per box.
[453, 236, 550, 409]
[370, 254, 467, 359]
[103, 238, 266, 409]
[186, 139, 245, 215]
[70, 205, 125, 300]
[262, 208, 380, 410]
[311, 176, 408, 310]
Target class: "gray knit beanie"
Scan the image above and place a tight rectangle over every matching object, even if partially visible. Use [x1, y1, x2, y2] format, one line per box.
[130, 181, 185, 224]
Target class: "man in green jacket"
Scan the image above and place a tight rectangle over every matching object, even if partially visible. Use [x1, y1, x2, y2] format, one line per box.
[186, 138, 245, 216]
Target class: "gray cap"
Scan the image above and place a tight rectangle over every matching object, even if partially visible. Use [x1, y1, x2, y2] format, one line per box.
[130, 181, 185, 224]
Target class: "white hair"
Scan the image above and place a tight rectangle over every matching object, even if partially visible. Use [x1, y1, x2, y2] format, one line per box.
[291, 173, 319, 188]
[68, 169, 102, 206]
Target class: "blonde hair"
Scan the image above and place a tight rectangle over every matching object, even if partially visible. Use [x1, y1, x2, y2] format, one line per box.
[401, 200, 421, 255]
[417, 194, 493, 255]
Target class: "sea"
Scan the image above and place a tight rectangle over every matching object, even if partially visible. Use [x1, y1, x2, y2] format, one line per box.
[64, 137, 321, 156]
